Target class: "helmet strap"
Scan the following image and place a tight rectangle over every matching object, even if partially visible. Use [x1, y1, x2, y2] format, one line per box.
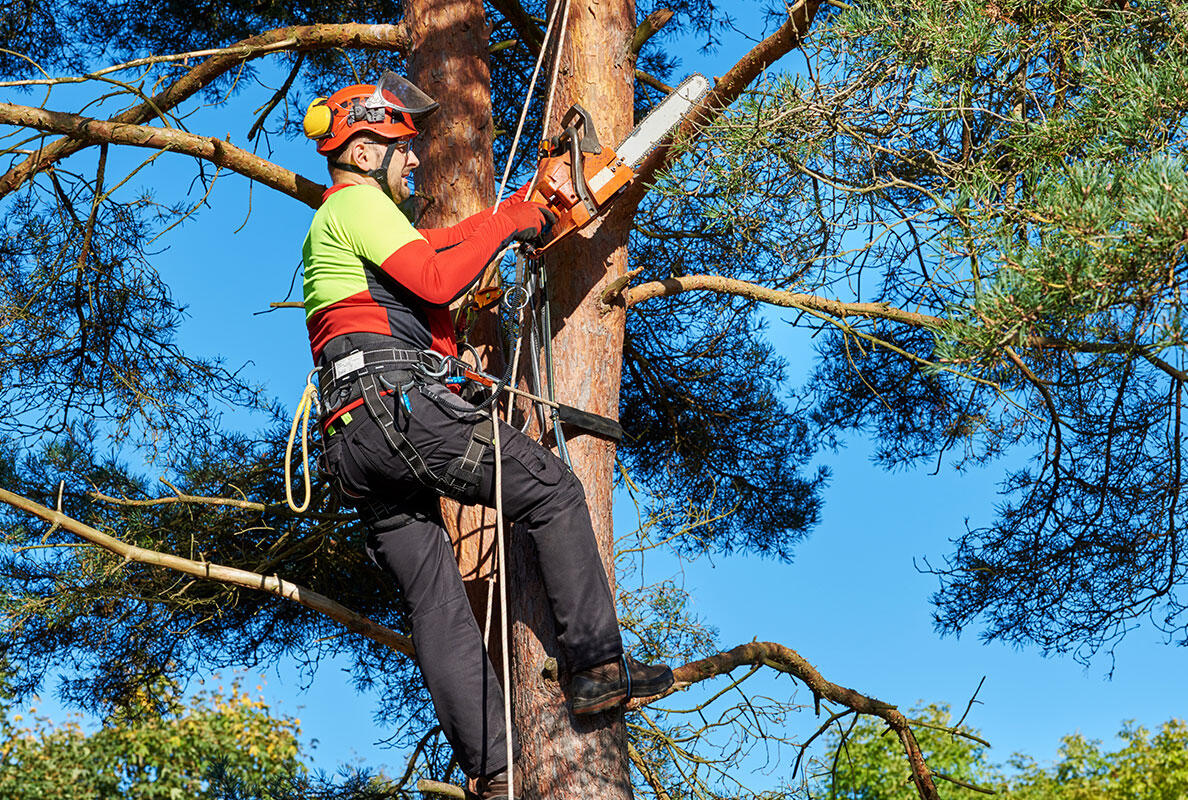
[332, 142, 403, 199]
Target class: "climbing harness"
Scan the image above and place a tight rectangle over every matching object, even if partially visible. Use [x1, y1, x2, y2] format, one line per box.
[316, 348, 499, 504]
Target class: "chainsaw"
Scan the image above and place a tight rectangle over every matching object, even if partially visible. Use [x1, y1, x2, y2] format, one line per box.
[526, 73, 711, 256]
[457, 74, 710, 328]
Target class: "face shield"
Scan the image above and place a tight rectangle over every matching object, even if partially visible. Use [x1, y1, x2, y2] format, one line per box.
[366, 72, 440, 119]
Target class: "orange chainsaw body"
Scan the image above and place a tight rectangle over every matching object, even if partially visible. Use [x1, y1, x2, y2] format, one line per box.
[526, 104, 636, 256]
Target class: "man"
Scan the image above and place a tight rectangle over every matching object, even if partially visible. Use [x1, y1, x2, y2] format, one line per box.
[300, 72, 673, 798]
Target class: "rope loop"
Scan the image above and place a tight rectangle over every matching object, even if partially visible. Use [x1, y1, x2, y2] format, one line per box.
[285, 368, 321, 513]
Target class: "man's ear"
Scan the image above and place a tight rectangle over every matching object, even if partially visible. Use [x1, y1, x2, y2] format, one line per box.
[357, 140, 382, 170]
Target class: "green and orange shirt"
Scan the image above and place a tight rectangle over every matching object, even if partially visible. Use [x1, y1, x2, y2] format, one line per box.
[302, 184, 524, 363]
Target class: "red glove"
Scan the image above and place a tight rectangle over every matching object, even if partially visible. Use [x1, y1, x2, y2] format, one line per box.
[502, 201, 557, 244]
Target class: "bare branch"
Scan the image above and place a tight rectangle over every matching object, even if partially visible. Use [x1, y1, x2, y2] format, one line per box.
[620, 276, 1188, 387]
[0, 22, 409, 198]
[0, 487, 414, 657]
[628, 741, 676, 800]
[0, 102, 325, 207]
[248, 53, 305, 141]
[619, 274, 945, 329]
[630, 640, 941, 800]
[88, 488, 351, 522]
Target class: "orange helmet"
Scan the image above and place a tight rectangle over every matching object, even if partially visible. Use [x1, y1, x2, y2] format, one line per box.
[303, 72, 439, 155]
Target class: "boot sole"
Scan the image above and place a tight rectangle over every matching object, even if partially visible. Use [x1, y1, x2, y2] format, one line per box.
[571, 687, 628, 715]
[630, 675, 674, 699]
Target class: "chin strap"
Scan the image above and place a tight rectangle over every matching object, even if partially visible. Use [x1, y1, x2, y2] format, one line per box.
[333, 141, 403, 200]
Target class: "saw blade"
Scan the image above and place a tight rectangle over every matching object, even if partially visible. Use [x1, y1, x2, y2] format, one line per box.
[616, 73, 711, 169]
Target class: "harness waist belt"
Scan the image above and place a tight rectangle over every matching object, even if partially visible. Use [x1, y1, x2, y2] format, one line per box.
[319, 347, 439, 388]
[319, 348, 443, 415]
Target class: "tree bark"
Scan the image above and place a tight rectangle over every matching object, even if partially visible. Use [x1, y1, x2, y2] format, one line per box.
[404, 0, 511, 696]
[508, 1, 638, 799]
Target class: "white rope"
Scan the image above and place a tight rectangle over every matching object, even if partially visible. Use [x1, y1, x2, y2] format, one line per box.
[494, 0, 566, 211]
[284, 369, 320, 513]
[485, 6, 577, 795]
[534, 0, 573, 200]
[491, 403, 515, 800]
[494, 0, 574, 208]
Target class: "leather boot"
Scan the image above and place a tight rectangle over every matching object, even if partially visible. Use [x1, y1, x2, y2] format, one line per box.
[570, 654, 674, 715]
[472, 765, 515, 800]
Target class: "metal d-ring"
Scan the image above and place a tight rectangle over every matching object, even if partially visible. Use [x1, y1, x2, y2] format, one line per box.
[503, 284, 530, 312]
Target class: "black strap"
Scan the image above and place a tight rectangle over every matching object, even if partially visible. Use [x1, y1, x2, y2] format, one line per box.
[358, 373, 496, 503]
[319, 349, 437, 413]
[360, 373, 438, 487]
[332, 141, 403, 200]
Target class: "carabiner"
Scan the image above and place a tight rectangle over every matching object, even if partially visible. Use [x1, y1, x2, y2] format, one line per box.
[418, 349, 451, 379]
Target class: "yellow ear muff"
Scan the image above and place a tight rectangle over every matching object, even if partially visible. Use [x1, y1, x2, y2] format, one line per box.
[303, 99, 333, 139]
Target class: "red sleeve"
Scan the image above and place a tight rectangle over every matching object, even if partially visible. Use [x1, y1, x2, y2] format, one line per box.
[420, 206, 497, 251]
[419, 184, 534, 251]
[380, 214, 520, 306]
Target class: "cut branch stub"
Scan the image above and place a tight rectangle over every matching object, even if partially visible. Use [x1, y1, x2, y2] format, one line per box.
[629, 9, 675, 57]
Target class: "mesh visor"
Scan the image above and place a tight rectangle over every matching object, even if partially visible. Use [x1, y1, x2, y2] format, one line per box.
[367, 72, 440, 119]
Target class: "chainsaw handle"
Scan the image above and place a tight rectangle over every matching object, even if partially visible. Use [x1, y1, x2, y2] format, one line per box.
[557, 104, 602, 154]
[562, 127, 599, 217]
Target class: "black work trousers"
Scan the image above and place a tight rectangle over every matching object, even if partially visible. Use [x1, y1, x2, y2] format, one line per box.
[322, 374, 623, 778]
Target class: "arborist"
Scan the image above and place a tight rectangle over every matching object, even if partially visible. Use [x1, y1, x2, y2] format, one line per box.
[299, 72, 673, 799]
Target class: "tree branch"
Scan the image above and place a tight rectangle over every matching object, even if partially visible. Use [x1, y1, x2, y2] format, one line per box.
[88, 487, 351, 522]
[0, 487, 414, 657]
[629, 640, 940, 800]
[620, 275, 1188, 384]
[0, 102, 326, 207]
[628, 9, 675, 58]
[0, 22, 409, 198]
[488, 0, 545, 55]
[636, 69, 675, 95]
[619, 274, 945, 328]
[626, 0, 823, 200]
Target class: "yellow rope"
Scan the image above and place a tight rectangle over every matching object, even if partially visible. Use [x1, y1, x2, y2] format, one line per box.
[285, 369, 319, 513]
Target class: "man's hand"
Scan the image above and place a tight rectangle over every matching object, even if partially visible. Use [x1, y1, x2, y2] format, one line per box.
[503, 202, 557, 246]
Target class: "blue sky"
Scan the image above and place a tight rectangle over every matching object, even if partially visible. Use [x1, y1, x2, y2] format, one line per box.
[9, 0, 1186, 785]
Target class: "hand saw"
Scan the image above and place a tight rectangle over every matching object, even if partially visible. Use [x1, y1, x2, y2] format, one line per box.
[526, 73, 711, 256]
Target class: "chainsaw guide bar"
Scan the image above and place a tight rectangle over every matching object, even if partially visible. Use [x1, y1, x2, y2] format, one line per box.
[526, 73, 711, 256]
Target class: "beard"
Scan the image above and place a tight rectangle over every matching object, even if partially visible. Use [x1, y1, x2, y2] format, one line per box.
[388, 169, 412, 203]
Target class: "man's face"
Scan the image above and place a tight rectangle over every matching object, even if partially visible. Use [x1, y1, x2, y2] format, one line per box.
[387, 141, 419, 203]
[354, 138, 418, 202]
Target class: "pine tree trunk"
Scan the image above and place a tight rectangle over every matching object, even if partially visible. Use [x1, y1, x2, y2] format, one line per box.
[509, 0, 638, 799]
[406, 0, 505, 653]
[408, 1, 638, 797]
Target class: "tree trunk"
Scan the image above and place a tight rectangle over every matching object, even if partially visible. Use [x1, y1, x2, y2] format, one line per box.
[509, 1, 638, 799]
[406, 0, 505, 660]
[408, 1, 638, 797]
